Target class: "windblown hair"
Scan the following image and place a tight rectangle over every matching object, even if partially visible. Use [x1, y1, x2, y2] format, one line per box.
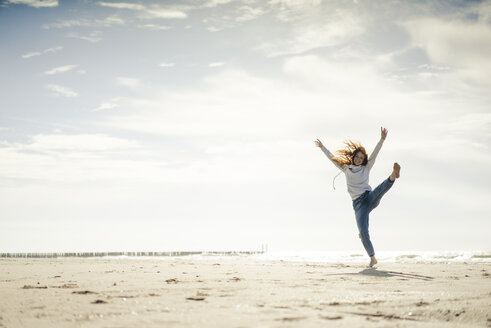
[333, 140, 368, 166]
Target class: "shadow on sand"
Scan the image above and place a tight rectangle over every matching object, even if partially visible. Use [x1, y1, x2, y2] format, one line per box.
[323, 268, 433, 281]
[358, 268, 433, 281]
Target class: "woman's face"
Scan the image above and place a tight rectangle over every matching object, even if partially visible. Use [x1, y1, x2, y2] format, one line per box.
[353, 151, 366, 166]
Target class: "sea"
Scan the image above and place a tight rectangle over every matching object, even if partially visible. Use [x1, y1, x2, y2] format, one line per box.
[1, 250, 490, 263]
[253, 251, 491, 263]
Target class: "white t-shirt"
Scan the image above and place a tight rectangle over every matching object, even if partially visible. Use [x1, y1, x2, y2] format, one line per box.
[321, 138, 384, 200]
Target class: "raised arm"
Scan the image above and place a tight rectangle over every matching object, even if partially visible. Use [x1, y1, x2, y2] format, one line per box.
[367, 127, 387, 170]
[315, 139, 346, 171]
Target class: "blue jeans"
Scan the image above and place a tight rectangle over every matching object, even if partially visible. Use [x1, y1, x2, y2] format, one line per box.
[352, 178, 394, 257]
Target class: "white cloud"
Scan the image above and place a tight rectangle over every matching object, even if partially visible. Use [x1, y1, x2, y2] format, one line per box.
[46, 84, 78, 97]
[68, 31, 102, 43]
[100, 55, 490, 163]
[7, 0, 57, 7]
[403, 18, 491, 88]
[283, 55, 388, 96]
[93, 102, 119, 112]
[159, 62, 175, 67]
[103, 16, 125, 25]
[236, 6, 266, 22]
[116, 77, 141, 88]
[145, 7, 187, 19]
[98, 2, 144, 10]
[244, 1, 367, 57]
[44, 19, 90, 29]
[208, 62, 225, 67]
[0, 134, 145, 183]
[207, 26, 222, 32]
[97, 2, 188, 19]
[270, 0, 323, 23]
[201, 4, 265, 31]
[102, 68, 346, 139]
[21, 46, 63, 59]
[22, 51, 41, 59]
[44, 64, 77, 75]
[203, 0, 235, 8]
[258, 16, 363, 57]
[24, 134, 136, 152]
[43, 17, 124, 29]
[44, 46, 63, 53]
[138, 24, 172, 30]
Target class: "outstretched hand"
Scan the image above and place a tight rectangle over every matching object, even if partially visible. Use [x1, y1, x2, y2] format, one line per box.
[315, 139, 324, 148]
[381, 127, 388, 140]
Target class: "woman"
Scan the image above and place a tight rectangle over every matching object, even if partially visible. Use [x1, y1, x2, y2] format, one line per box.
[315, 127, 400, 267]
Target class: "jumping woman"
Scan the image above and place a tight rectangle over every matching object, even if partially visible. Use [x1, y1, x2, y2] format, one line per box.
[315, 127, 400, 267]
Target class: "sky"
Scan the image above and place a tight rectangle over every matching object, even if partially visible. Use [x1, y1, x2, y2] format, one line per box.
[0, 0, 490, 253]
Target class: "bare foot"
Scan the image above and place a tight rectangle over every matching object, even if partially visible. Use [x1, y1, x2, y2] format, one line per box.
[390, 162, 401, 181]
[369, 256, 378, 268]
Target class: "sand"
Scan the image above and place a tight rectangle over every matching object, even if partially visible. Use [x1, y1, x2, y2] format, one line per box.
[0, 257, 490, 327]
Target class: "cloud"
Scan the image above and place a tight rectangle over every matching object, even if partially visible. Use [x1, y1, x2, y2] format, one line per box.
[98, 2, 188, 19]
[44, 64, 77, 75]
[283, 54, 388, 97]
[102, 68, 346, 139]
[67, 31, 102, 43]
[93, 102, 119, 112]
[21, 52, 41, 59]
[236, 6, 266, 22]
[99, 53, 490, 161]
[403, 18, 491, 89]
[43, 17, 124, 29]
[270, 0, 323, 23]
[24, 133, 137, 152]
[116, 77, 141, 88]
[21, 46, 63, 59]
[202, 0, 235, 8]
[46, 84, 78, 97]
[257, 15, 363, 57]
[6, 0, 58, 7]
[159, 62, 175, 67]
[201, 4, 266, 32]
[0, 133, 144, 183]
[207, 26, 222, 32]
[138, 24, 172, 30]
[145, 7, 187, 19]
[98, 2, 144, 10]
[208, 62, 225, 67]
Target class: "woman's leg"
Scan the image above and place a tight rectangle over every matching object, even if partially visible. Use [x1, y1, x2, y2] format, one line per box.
[368, 163, 400, 213]
[368, 177, 394, 212]
[354, 201, 375, 258]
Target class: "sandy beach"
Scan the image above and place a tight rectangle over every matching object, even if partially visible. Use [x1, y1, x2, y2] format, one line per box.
[0, 257, 490, 327]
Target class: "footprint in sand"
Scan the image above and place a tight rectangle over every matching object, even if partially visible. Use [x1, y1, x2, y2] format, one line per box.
[22, 285, 48, 289]
[53, 283, 79, 288]
[165, 278, 179, 284]
[186, 297, 205, 301]
[320, 315, 343, 320]
[275, 316, 307, 322]
[73, 290, 97, 294]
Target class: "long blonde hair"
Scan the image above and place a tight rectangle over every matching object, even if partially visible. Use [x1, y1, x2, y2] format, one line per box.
[333, 140, 368, 166]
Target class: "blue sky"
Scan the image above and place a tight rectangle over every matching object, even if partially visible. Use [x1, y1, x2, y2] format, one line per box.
[0, 0, 490, 253]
